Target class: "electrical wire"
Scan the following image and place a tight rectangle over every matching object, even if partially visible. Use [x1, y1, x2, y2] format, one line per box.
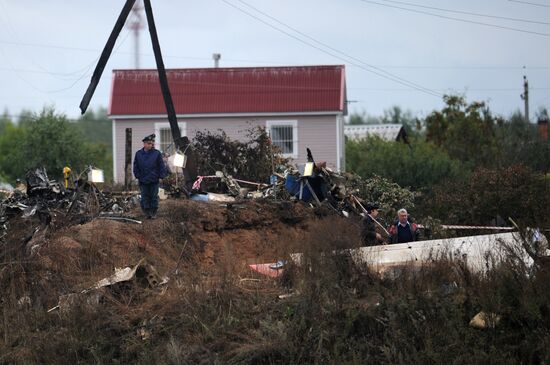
[0, 29, 131, 94]
[0, 0, 100, 81]
[1, 37, 547, 72]
[235, 0, 441, 97]
[376, 0, 550, 26]
[359, 0, 550, 37]
[0, 111, 79, 122]
[508, 0, 550, 8]
[222, 0, 441, 98]
[348, 87, 550, 91]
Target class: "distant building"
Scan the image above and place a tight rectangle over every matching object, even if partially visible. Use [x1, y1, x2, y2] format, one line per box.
[108, 65, 347, 183]
[344, 124, 408, 143]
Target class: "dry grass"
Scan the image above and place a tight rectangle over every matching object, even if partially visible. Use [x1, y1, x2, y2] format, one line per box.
[1, 200, 550, 364]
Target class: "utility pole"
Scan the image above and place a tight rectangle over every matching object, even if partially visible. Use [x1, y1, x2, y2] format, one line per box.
[520, 75, 529, 123]
[127, 0, 144, 69]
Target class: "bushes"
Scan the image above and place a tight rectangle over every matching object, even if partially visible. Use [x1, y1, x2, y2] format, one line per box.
[346, 95, 550, 227]
[0, 108, 112, 183]
[192, 127, 287, 183]
[346, 137, 463, 191]
[424, 165, 550, 227]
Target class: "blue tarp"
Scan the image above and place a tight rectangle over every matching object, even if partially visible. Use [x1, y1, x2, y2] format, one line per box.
[284, 175, 314, 202]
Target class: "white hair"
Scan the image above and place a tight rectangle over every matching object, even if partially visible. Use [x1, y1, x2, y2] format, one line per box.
[398, 208, 408, 215]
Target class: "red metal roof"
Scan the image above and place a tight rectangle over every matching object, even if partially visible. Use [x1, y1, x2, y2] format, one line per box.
[109, 65, 346, 115]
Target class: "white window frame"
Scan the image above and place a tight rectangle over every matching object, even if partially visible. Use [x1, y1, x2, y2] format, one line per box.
[154, 122, 187, 154]
[266, 120, 298, 158]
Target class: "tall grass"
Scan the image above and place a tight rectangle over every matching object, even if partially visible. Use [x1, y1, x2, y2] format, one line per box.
[1, 216, 549, 364]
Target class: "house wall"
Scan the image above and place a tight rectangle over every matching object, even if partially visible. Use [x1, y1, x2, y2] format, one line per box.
[112, 115, 340, 184]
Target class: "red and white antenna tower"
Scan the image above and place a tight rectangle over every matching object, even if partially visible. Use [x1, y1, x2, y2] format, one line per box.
[126, 0, 144, 69]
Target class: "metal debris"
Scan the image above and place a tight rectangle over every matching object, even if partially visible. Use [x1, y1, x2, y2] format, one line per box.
[0, 167, 140, 245]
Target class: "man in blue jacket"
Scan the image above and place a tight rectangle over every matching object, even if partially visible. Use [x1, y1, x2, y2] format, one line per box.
[388, 208, 420, 244]
[133, 134, 168, 219]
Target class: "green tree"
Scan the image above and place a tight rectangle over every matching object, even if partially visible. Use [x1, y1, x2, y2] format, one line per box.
[17, 109, 35, 127]
[0, 122, 26, 182]
[381, 105, 420, 137]
[0, 109, 12, 135]
[491, 111, 550, 173]
[426, 165, 550, 227]
[346, 137, 462, 190]
[347, 110, 381, 125]
[424, 95, 498, 167]
[77, 107, 112, 149]
[0, 108, 112, 183]
[350, 174, 417, 221]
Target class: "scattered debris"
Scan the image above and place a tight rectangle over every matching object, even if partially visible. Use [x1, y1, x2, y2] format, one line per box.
[97, 215, 142, 224]
[469, 311, 502, 329]
[48, 260, 168, 313]
[84, 259, 165, 292]
[278, 292, 296, 299]
[249, 263, 285, 278]
[269, 260, 286, 270]
[0, 166, 140, 245]
[250, 231, 549, 277]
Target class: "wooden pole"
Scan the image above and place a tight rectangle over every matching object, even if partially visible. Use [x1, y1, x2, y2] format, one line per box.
[125, 128, 132, 190]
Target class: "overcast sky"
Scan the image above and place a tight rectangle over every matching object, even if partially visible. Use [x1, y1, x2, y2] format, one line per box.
[1, 0, 549, 122]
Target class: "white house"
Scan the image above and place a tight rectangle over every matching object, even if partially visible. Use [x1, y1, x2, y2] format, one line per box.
[108, 65, 348, 183]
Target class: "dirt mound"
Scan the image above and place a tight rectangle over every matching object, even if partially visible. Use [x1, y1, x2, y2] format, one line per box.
[3, 198, 360, 303]
[0, 198, 366, 363]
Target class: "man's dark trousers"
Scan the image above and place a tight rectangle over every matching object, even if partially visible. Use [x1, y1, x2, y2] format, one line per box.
[139, 182, 159, 216]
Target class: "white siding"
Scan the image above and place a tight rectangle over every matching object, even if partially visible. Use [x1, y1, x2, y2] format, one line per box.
[113, 119, 161, 184]
[112, 115, 339, 183]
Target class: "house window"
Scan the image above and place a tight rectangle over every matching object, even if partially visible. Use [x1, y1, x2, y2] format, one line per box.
[266, 120, 298, 158]
[154, 122, 186, 154]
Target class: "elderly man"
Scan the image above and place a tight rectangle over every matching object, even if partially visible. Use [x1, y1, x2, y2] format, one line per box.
[388, 208, 420, 244]
[133, 134, 168, 219]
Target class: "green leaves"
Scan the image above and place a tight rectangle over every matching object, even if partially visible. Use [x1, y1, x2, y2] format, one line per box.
[0, 108, 112, 183]
[346, 137, 462, 191]
[425, 95, 497, 167]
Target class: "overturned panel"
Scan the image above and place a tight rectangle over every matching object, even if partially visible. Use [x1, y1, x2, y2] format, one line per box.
[289, 232, 547, 274]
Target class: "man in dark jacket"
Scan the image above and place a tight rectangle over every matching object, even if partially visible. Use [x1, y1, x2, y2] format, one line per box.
[361, 203, 383, 246]
[388, 208, 420, 244]
[133, 134, 168, 219]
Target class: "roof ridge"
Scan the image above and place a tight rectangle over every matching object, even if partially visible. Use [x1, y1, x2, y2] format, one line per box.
[112, 65, 345, 73]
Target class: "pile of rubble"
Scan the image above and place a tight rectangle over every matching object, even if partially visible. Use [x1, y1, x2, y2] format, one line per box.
[0, 167, 140, 245]
[185, 164, 365, 214]
[1, 139, 413, 252]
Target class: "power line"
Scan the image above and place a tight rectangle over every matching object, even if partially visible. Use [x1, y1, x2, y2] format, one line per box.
[0, 111, 80, 122]
[508, 0, 550, 8]
[348, 87, 550, 91]
[377, 0, 550, 26]
[222, 0, 441, 98]
[369, 65, 550, 70]
[0, 66, 97, 78]
[0, 0, 104, 80]
[359, 0, 550, 37]
[2, 37, 548, 71]
[0, 30, 131, 95]
[5, 85, 549, 98]
[3, 63, 550, 75]
[235, 0, 441, 97]
[0, 39, 291, 66]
